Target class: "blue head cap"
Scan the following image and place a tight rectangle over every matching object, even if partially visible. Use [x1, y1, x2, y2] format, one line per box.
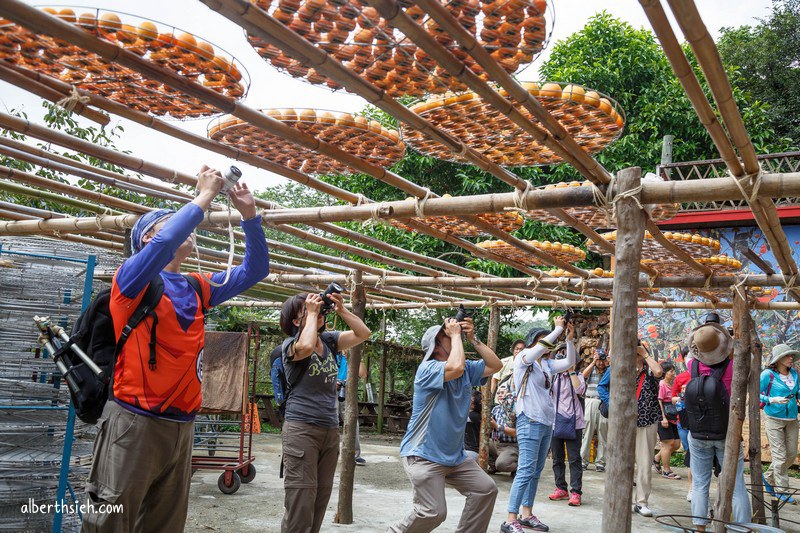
[131, 209, 175, 254]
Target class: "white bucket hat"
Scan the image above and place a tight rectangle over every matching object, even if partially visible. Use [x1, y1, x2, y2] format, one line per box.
[767, 344, 800, 368]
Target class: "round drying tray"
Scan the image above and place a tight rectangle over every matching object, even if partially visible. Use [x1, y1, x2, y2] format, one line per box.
[401, 82, 625, 166]
[476, 239, 585, 266]
[527, 180, 679, 228]
[246, 0, 553, 97]
[640, 254, 741, 277]
[587, 231, 720, 259]
[0, 7, 249, 119]
[390, 209, 523, 237]
[207, 109, 404, 174]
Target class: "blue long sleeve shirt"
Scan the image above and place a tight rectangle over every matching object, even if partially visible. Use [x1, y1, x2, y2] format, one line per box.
[597, 367, 611, 405]
[117, 203, 270, 322]
[760, 368, 799, 420]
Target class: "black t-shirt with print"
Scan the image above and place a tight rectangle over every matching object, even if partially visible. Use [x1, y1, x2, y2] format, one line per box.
[283, 330, 341, 429]
[636, 367, 661, 428]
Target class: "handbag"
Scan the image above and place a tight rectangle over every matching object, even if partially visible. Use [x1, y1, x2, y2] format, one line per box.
[663, 401, 679, 422]
[553, 374, 578, 440]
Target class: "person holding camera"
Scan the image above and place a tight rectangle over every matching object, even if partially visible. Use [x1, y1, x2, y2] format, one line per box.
[501, 317, 574, 533]
[492, 339, 527, 398]
[337, 349, 368, 465]
[82, 166, 270, 532]
[760, 344, 800, 502]
[489, 377, 519, 476]
[388, 314, 502, 533]
[278, 289, 371, 533]
[580, 347, 609, 472]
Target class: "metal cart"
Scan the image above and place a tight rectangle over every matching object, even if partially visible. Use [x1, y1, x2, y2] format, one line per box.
[191, 326, 260, 494]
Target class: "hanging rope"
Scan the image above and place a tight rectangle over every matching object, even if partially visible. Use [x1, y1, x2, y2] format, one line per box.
[611, 182, 644, 224]
[375, 270, 387, 291]
[56, 85, 90, 113]
[732, 272, 751, 302]
[781, 272, 798, 297]
[591, 174, 615, 226]
[729, 168, 764, 204]
[414, 188, 433, 219]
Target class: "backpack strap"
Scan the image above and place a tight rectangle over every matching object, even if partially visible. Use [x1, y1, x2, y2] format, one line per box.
[115, 276, 165, 365]
[183, 274, 207, 316]
[710, 358, 730, 381]
[765, 370, 776, 398]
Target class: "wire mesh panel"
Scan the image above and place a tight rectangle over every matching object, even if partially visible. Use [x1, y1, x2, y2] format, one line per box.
[0, 237, 119, 532]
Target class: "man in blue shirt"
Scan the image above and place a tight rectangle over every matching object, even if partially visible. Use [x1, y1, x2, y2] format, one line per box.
[388, 316, 503, 532]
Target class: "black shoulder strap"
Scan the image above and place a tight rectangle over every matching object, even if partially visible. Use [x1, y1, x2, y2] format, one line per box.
[115, 275, 165, 372]
[183, 274, 207, 316]
[711, 359, 730, 380]
[691, 360, 701, 378]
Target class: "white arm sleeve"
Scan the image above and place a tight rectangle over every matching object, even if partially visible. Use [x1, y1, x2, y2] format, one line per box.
[550, 339, 577, 374]
[520, 326, 564, 366]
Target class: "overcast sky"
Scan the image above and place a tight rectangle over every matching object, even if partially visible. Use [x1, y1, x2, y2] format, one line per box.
[1, 0, 774, 191]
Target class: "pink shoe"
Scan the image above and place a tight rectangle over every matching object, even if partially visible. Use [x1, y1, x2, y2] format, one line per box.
[548, 488, 569, 501]
[568, 492, 582, 506]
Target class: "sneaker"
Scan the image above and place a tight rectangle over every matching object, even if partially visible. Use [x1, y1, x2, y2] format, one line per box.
[595, 464, 605, 472]
[518, 515, 549, 531]
[686, 490, 692, 502]
[500, 520, 525, 533]
[355, 457, 366, 466]
[633, 505, 653, 517]
[582, 462, 589, 471]
[652, 459, 662, 474]
[488, 465, 497, 475]
[568, 492, 582, 506]
[661, 470, 682, 480]
[548, 488, 569, 501]
[763, 475, 776, 497]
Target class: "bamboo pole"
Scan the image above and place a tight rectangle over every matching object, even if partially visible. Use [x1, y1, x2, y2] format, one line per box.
[716, 288, 752, 529]
[747, 321, 766, 524]
[377, 313, 387, 434]
[479, 306, 500, 470]
[335, 270, 365, 525]
[602, 167, 646, 533]
[1, 65, 547, 288]
[0, 60, 109, 125]
[658, 0, 800, 303]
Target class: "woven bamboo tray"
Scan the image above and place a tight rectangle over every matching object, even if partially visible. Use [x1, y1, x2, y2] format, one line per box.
[247, 0, 552, 97]
[208, 109, 404, 174]
[401, 82, 625, 166]
[587, 231, 721, 259]
[527, 180, 679, 228]
[390, 210, 523, 237]
[477, 239, 585, 266]
[640, 254, 740, 277]
[0, 7, 248, 119]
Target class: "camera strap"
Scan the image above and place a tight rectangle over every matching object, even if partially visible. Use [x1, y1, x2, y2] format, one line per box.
[194, 199, 236, 288]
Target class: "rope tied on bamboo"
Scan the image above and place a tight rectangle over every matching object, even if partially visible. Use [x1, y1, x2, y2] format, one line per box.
[591, 175, 615, 225]
[647, 272, 659, 289]
[781, 272, 798, 296]
[511, 181, 533, 212]
[703, 273, 714, 290]
[345, 270, 355, 295]
[361, 201, 389, 229]
[733, 272, 751, 301]
[56, 85, 90, 113]
[579, 280, 590, 311]
[375, 270, 387, 291]
[414, 188, 433, 219]
[526, 276, 540, 292]
[729, 168, 764, 204]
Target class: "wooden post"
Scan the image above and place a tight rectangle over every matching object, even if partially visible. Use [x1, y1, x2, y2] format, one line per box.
[748, 320, 766, 524]
[479, 306, 500, 469]
[602, 167, 646, 533]
[335, 270, 366, 524]
[377, 313, 387, 434]
[660, 134, 674, 178]
[715, 289, 752, 530]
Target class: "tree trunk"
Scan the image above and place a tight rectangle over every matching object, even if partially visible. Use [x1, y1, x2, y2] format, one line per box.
[602, 167, 646, 533]
[334, 270, 366, 524]
[715, 289, 752, 530]
[748, 320, 766, 524]
[479, 306, 500, 469]
[378, 314, 387, 434]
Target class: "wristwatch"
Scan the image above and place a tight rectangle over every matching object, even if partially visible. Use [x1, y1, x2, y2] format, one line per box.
[569, 371, 577, 376]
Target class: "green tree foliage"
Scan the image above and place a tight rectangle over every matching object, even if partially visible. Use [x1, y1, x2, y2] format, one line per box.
[718, 0, 800, 145]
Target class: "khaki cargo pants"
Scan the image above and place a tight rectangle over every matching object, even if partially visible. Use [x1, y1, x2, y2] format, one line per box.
[281, 420, 340, 533]
[81, 401, 194, 533]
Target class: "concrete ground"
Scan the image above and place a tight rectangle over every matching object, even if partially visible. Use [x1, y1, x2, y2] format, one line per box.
[186, 433, 800, 532]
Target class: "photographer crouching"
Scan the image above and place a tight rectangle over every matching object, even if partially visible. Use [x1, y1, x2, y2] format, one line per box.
[278, 285, 371, 533]
[388, 308, 502, 533]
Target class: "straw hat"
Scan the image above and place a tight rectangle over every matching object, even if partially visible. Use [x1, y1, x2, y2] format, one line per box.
[767, 344, 800, 368]
[686, 322, 733, 366]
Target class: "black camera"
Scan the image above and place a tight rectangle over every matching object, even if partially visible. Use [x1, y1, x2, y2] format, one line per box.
[320, 282, 343, 315]
[337, 380, 346, 402]
[455, 304, 473, 322]
[563, 310, 573, 324]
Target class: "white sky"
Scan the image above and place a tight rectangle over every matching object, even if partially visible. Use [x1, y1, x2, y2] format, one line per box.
[0, 0, 773, 191]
